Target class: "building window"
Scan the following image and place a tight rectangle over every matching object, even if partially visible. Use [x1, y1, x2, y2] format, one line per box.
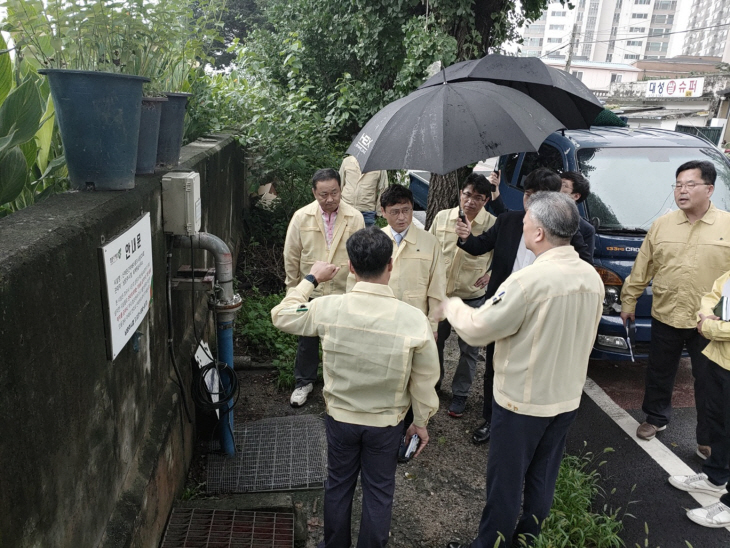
[624, 54, 640, 59]
[632, 13, 649, 19]
[606, 53, 613, 62]
[667, 14, 674, 24]
[572, 71, 584, 81]
[629, 26, 646, 32]
[649, 28, 666, 36]
[651, 14, 666, 23]
[547, 37, 562, 43]
[613, 12, 620, 22]
[646, 41, 668, 52]
[626, 40, 643, 46]
[655, 0, 677, 8]
[611, 73, 623, 84]
[551, 10, 567, 16]
[634, 0, 651, 4]
[549, 24, 565, 30]
[589, 2, 599, 14]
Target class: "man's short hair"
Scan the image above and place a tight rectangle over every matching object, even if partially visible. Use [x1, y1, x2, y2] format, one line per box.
[676, 160, 717, 186]
[461, 173, 491, 197]
[561, 171, 591, 203]
[346, 227, 393, 280]
[526, 192, 580, 244]
[311, 168, 341, 190]
[523, 167, 562, 193]
[380, 184, 413, 210]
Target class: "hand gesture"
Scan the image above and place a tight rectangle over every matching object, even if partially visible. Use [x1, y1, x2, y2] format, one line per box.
[490, 170, 500, 200]
[474, 272, 490, 289]
[455, 216, 472, 241]
[310, 261, 340, 283]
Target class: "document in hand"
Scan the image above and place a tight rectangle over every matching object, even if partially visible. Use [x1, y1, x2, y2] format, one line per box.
[713, 280, 730, 321]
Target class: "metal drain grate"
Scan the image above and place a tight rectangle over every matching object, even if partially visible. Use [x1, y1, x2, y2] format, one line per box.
[207, 414, 327, 494]
[161, 509, 294, 548]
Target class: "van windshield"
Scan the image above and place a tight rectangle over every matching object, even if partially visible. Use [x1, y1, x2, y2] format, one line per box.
[578, 147, 730, 232]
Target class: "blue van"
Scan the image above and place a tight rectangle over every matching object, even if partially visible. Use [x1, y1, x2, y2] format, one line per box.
[494, 127, 730, 360]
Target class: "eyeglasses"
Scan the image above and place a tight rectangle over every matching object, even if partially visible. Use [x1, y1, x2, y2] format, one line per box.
[671, 182, 710, 191]
[461, 191, 487, 204]
[386, 207, 412, 217]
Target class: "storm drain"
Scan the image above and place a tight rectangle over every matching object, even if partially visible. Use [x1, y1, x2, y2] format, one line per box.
[160, 509, 294, 547]
[207, 414, 327, 494]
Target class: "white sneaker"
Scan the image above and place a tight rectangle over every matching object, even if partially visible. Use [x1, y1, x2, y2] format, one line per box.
[290, 383, 313, 407]
[668, 473, 727, 496]
[687, 501, 730, 528]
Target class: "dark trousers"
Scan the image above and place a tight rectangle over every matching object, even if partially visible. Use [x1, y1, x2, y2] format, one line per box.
[480, 343, 495, 422]
[437, 295, 486, 397]
[471, 403, 577, 548]
[294, 335, 319, 388]
[702, 360, 730, 507]
[323, 414, 403, 548]
[643, 318, 710, 444]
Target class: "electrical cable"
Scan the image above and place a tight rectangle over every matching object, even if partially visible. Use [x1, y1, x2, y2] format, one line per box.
[165, 245, 194, 424]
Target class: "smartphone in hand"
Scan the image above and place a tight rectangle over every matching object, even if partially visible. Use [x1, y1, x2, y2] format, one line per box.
[458, 208, 467, 224]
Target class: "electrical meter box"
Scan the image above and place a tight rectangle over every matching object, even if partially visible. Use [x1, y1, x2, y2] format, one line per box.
[161, 171, 202, 235]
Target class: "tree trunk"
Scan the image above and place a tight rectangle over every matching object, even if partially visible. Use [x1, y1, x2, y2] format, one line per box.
[425, 168, 470, 230]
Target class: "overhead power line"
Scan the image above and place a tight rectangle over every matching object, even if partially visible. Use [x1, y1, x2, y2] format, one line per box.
[538, 20, 730, 59]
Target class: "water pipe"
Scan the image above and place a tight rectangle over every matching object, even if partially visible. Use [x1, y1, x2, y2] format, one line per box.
[173, 232, 242, 457]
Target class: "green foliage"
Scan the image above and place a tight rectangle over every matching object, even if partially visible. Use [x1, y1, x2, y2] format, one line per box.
[235, 289, 299, 388]
[0, 36, 68, 217]
[526, 448, 625, 548]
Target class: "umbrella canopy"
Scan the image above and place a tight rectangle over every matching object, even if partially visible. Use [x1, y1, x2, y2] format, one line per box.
[347, 80, 563, 175]
[419, 54, 604, 129]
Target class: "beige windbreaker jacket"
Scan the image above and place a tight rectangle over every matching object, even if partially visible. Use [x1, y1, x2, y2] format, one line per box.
[283, 200, 365, 298]
[271, 279, 440, 427]
[621, 204, 730, 329]
[443, 245, 604, 417]
[429, 206, 496, 300]
[339, 155, 389, 213]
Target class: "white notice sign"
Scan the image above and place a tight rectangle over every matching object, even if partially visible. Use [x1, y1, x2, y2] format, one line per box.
[100, 214, 153, 360]
[645, 77, 704, 98]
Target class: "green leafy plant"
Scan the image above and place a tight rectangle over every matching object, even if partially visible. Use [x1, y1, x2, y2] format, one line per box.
[235, 288, 304, 389]
[526, 447, 626, 548]
[0, 37, 67, 216]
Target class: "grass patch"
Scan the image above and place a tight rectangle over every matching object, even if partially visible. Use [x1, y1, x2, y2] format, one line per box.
[523, 447, 626, 548]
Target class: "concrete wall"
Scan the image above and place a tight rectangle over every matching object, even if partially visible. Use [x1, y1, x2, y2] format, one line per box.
[0, 135, 246, 548]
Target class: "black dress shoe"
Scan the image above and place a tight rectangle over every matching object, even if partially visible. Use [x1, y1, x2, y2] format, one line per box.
[472, 421, 491, 444]
[447, 543, 468, 548]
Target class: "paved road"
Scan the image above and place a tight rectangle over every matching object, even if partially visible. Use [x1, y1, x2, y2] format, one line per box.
[569, 358, 730, 547]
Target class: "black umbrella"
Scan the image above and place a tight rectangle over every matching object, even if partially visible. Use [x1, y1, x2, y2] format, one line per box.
[347, 80, 563, 176]
[419, 54, 604, 129]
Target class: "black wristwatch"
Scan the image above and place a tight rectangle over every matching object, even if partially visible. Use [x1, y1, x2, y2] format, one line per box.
[304, 274, 319, 288]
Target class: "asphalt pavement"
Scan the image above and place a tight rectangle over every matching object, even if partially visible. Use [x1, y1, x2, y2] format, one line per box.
[569, 358, 730, 548]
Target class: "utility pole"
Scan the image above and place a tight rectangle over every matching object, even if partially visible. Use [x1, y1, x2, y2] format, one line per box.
[565, 24, 579, 73]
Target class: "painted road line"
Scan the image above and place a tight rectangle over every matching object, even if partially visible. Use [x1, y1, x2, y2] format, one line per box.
[583, 377, 730, 529]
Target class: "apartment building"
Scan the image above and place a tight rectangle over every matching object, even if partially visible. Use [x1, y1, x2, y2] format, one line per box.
[680, 0, 730, 57]
[520, 0, 684, 64]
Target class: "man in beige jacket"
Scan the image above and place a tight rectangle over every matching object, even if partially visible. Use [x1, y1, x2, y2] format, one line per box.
[442, 192, 604, 548]
[271, 227, 439, 547]
[377, 184, 446, 338]
[339, 155, 389, 227]
[429, 173, 499, 417]
[283, 168, 365, 407]
[620, 160, 730, 458]
[668, 269, 730, 528]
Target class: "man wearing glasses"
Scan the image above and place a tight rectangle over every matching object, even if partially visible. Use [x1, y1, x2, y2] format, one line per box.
[429, 173, 504, 417]
[373, 185, 446, 340]
[621, 161, 730, 460]
[283, 168, 365, 408]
